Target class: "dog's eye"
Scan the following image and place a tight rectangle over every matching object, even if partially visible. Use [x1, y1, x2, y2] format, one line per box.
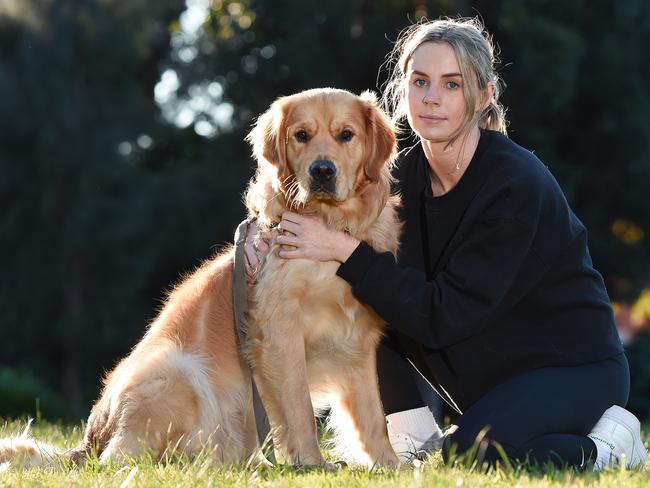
[295, 130, 309, 143]
[339, 130, 354, 142]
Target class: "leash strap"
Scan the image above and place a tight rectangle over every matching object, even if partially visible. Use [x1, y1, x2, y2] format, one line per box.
[233, 219, 275, 463]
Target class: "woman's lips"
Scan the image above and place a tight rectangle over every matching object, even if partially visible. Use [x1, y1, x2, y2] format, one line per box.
[419, 115, 446, 123]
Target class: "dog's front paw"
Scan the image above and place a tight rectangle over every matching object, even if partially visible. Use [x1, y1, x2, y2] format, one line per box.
[321, 461, 343, 471]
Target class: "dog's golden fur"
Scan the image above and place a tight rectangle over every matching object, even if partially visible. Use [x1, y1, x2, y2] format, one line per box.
[0, 88, 401, 469]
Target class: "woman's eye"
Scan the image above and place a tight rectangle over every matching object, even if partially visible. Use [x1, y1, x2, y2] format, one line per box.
[295, 130, 309, 143]
[446, 81, 460, 89]
[339, 130, 354, 142]
[414, 79, 427, 87]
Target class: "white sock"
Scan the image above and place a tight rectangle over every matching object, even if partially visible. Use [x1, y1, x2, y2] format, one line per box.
[386, 406, 443, 461]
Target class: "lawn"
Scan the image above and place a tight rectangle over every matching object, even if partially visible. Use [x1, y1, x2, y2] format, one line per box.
[0, 418, 648, 487]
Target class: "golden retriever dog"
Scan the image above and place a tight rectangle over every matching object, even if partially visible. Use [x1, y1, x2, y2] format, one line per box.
[0, 88, 401, 470]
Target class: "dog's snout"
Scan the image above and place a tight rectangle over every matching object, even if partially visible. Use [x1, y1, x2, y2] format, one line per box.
[308, 160, 336, 182]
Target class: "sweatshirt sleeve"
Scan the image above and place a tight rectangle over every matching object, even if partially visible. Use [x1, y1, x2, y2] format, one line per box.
[336, 216, 540, 349]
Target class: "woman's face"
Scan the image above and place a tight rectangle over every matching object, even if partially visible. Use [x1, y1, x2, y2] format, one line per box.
[404, 42, 468, 144]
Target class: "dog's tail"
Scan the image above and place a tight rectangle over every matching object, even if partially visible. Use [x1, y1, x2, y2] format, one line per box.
[0, 419, 72, 470]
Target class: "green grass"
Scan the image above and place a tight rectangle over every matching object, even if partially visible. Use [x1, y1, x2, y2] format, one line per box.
[0, 418, 649, 487]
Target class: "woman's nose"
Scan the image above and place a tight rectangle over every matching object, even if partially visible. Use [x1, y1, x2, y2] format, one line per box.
[422, 87, 440, 105]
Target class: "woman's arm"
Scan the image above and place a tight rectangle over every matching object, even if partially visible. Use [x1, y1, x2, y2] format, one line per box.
[278, 211, 544, 350]
[337, 217, 543, 349]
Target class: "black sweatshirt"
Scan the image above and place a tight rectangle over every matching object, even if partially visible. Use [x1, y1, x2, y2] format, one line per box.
[337, 129, 624, 412]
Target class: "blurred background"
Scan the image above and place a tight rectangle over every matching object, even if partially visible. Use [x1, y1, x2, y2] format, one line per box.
[1, 0, 649, 423]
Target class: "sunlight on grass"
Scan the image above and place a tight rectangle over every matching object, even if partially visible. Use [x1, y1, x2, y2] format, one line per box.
[0, 418, 648, 487]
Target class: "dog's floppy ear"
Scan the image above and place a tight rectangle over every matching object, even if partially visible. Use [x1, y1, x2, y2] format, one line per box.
[360, 90, 397, 182]
[246, 97, 289, 176]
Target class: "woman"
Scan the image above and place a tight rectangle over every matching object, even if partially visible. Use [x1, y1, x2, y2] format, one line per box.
[245, 18, 646, 469]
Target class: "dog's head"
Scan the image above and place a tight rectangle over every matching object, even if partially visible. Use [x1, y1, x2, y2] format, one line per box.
[247, 88, 396, 207]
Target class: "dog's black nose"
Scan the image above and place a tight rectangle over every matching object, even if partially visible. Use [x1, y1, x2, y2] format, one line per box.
[308, 160, 336, 182]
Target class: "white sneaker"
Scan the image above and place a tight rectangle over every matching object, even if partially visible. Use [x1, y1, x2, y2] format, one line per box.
[386, 407, 444, 463]
[587, 405, 647, 470]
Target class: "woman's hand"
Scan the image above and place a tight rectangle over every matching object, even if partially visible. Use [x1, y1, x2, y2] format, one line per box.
[243, 220, 270, 287]
[277, 211, 360, 263]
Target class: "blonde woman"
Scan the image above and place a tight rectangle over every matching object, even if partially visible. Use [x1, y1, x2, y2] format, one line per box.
[245, 18, 646, 469]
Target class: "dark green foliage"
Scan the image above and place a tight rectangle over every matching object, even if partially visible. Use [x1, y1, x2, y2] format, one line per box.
[481, 0, 650, 300]
[1, 0, 648, 420]
[0, 367, 68, 420]
[0, 0, 249, 416]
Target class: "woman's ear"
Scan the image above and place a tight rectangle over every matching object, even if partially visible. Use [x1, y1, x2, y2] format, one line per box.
[246, 98, 289, 176]
[477, 82, 496, 112]
[360, 91, 397, 182]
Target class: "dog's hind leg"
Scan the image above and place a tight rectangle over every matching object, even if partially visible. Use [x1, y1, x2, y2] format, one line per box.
[97, 369, 202, 463]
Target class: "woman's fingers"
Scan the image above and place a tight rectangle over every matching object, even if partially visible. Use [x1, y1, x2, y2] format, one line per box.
[256, 238, 270, 253]
[244, 241, 259, 271]
[281, 211, 302, 224]
[278, 247, 302, 259]
[243, 244, 256, 287]
[278, 219, 301, 236]
[243, 219, 273, 286]
[276, 234, 300, 247]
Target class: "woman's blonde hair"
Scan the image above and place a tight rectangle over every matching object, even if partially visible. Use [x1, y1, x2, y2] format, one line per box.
[381, 17, 508, 142]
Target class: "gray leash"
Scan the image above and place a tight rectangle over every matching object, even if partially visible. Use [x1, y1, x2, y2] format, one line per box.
[233, 219, 276, 464]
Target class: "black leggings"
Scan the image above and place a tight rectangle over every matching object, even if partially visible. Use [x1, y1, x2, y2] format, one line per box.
[377, 337, 630, 468]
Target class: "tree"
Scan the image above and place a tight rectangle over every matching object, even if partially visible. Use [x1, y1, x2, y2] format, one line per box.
[1, 0, 648, 419]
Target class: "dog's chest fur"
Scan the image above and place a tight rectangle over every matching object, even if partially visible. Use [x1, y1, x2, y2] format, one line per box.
[250, 249, 381, 352]
[243, 139, 403, 373]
